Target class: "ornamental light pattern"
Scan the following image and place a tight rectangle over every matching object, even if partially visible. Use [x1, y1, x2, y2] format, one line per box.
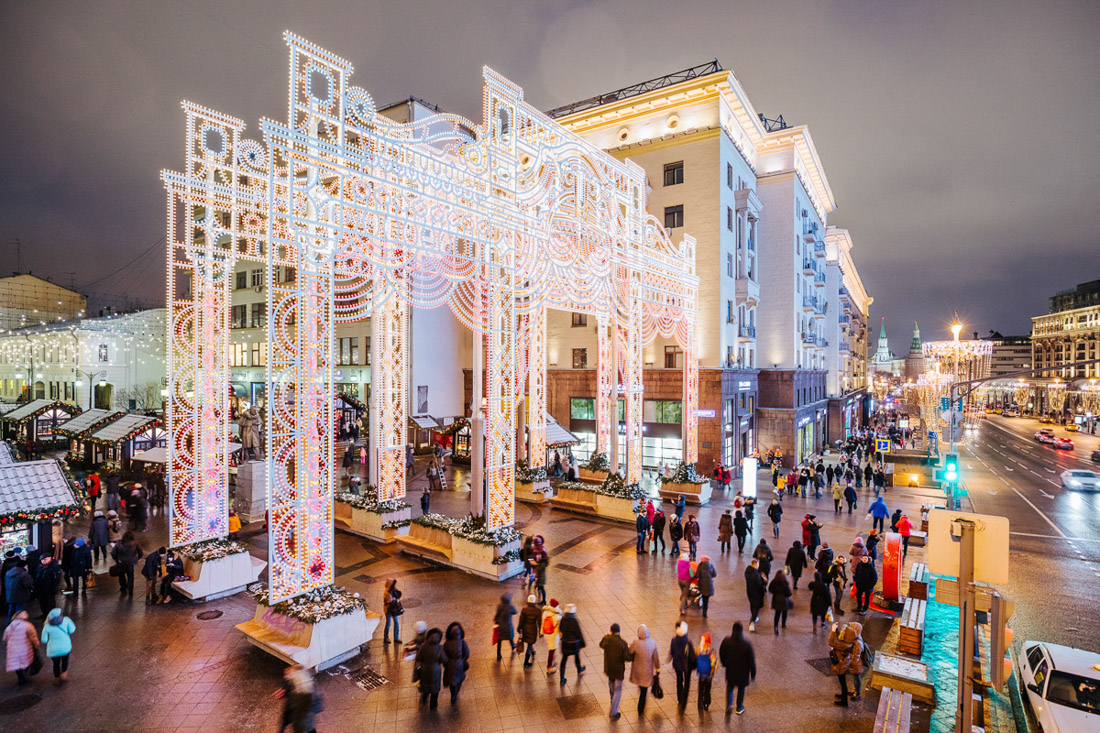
[163, 32, 700, 602]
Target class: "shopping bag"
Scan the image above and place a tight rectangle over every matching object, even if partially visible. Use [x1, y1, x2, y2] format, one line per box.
[825, 607, 834, 623]
[651, 672, 664, 699]
[491, 624, 499, 646]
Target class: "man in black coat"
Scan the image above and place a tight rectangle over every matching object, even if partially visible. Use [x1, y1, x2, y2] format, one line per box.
[558, 604, 586, 685]
[650, 511, 666, 555]
[71, 538, 93, 595]
[34, 556, 62, 619]
[413, 628, 448, 709]
[785, 541, 808, 589]
[598, 623, 630, 720]
[719, 622, 756, 715]
[517, 595, 542, 668]
[4, 560, 33, 621]
[744, 560, 766, 631]
[853, 555, 879, 614]
[753, 539, 773, 579]
[668, 622, 696, 710]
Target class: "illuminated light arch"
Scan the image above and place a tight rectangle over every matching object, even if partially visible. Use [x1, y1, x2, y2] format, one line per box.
[163, 32, 699, 602]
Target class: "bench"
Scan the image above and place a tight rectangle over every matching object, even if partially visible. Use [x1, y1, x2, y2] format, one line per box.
[874, 687, 913, 733]
[656, 480, 713, 506]
[394, 524, 453, 562]
[907, 530, 928, 547]
[908, 563, 928, 601]
[898, 597, 926, 656]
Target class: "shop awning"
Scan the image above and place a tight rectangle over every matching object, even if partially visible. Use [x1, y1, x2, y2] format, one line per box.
[55, 409, 125, 438]
[131, 446, 168, 464]
[230, 383, 247, 397]
[87, 414, 162, 446]
[2, 399, 81, 423]
[409, 415, 442, 430]
[0, 403, 19, 416]
[0, 459, 81, 524]
[544, 414, 580, 447]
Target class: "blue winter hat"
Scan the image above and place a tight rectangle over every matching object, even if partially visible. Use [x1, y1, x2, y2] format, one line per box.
[74, 537, 86, 547]
[13, 546, 23, 555]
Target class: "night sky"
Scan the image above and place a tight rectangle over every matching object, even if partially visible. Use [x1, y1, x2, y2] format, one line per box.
[2, 1, 1098, 343]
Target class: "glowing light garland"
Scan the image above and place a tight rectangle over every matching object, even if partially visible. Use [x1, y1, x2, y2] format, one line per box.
[163, 32, 699, 602]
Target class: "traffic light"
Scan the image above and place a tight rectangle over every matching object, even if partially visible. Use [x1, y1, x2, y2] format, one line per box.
[944, 452, 959, 483]
[990, 593, 1016, 692]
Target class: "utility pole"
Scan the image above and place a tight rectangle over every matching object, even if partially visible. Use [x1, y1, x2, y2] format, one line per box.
[955, 518, 977, 733]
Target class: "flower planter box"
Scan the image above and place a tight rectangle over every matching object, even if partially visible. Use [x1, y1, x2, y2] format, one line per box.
[395, 524, 523, 581]
[550, 487, 636, 524]
[173, 551, 267, 602]
[578, 468, 609, 483]
[515, 479, 552, 504]
[236, 603, 381, 672]
[657, 481, 713, 506]
[334, 504, 411, 544]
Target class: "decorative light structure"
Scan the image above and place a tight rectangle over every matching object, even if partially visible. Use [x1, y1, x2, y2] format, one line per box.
[163, 32, 700, 602]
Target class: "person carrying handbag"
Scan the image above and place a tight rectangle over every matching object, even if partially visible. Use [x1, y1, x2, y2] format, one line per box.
[628, 624, 660, 715]
[383, 579, 403, 644]
[4, 610, 41, 685]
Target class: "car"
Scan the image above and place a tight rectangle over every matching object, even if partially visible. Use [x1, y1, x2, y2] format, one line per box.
[1040, 415, 1054, 424]
[1019, 640, 1100, 731]
[1060, 470, 1100, 491]
[1036, 429, 1056, 444]
[1003, 409, 1019, 417]
[1053, 437, 1074, 450]
[1065, 423, 1079, 433]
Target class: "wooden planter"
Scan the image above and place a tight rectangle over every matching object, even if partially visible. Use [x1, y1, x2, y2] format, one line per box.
[236, 603, 381, 671]
[173, 551, 266, 602]
[334, 503, 411, 543]
[657, 480, 713, 506]
[395, 523, 523, 581]
[578, 467, 609, 483]
[550, 486, 637, 523]
[515, 479, 552, 504]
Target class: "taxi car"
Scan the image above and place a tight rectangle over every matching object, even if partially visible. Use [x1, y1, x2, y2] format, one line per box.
[1020, 641, 1099, 732]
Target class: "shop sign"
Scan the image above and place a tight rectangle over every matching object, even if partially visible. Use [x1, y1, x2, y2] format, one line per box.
[694, 409, 716, 418]
[737, 381, 752, 391]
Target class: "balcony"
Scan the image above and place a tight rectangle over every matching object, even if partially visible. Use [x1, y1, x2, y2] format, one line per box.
[802, 295, 815, 312]
[812, 306, 826, 321]
[735, 277, 760, 306]
[814, 271, 826, 288]
[802, 220, 819, 243]
[839, 314, 851, 325]
[814, 239, 826, 258]
[839, 341, 851, 353]
[802, 257, 816, 275]
[737, 325, 756, 341]
[801, 331, 815, 344]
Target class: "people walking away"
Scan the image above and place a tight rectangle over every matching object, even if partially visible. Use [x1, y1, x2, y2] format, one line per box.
[142, 547, 163, 604]
[40, 608, 76, 683]
[558, 603, 586, 684]
[826, 463, 835, 486]
[669, 621, 696, 710]
[864, 464, 873, 489]
[383, 579, 403, 644]
[128, 487, 148, 532]
[629, 624, 660, 715]
[277, 664, 321, 732]
[719, 622, 756, 715]
[874, 467, 886, 495]
[733, 510, 748, 554]
[105, 472, 121, 511]
[744, 495, 756, 531]
[518, 594, 542, 668]
[669, 515, 684, 556]
[70, 538, 92, 595]
[815, 541, 835, 578]
[635, 510, 648, 553]
[767, 498, 783, 538]
[865, 530, 880, 562]
[685, 514, 701, 559]
[413, 627, 447, 709]
[786, 541, 808, 589]
[4, 610, 40, 685]
[753, 538, 773, 579]
[869, 496, 888, 533]
[696, 633, 717, 711]
[676, 553, 694, 614]
[442, 622, 469, 705]
[897, 513, 913, 559]
[843, 483, 858, 514]
[646, 499, 655, 527]
[744, 559, 766, 632]
[854, 555, 878, 614]
[829, 621, 866, 706]
[541, 599, 562, 673]
[696, 555, 716, 618]
[89, 511, 109, 564]
[494, 593, 517, 661]
[718, 509, 733, 553]
[110, 531, 142, 598]
[890, 508, 902, 533]
[828, 556, 849, 614]
[832, 481, 844, 513]
[651, 510, 667, 554]
[769, 569, 792, 635]
[530, 536, 549, 604]
[809, 571, 832, 630]
[5, 558, 33, 621]
[599, 623, 630, 720]
[34, 557, 61, 619]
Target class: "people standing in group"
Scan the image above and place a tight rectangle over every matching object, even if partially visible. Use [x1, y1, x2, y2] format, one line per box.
[897, 513, 913, 559]
[815, 541, 835, 578]
[599, 623, 630, 720]
[744, 559, 766, 632]
[719, 622, 755, 715]
[3, 610, 39, 685]
[744, 495, 756, 532]
[629, 624, 660, 716]
[4, 557, 33, 621]
[645, 499, 655, 529]
[849, 536, 867, 561]
[753, 539, 773, 579]
[695, 555, 716, 618]
[541, 599, 562, 673]
[829, 621, 867, 706]
[518, 595, 542, 668]
[684, 515, 701, 560]
[786, 541, 808, 589]
[494, 593, 517, 661]
[442, 622, 469, 705]
[696, 633, 717, 711]
[558, 603, 586, 684]
[668, 515, 684, 557]
[69, 538, 92, 595]
[733, 510, 749, 554]
[651, 509, 666, 554]
[767, 498, 783, 538]
[383, 579, 403, 644]
[718, 509, 733, 553]
[413, 627, 447, 709]
[869, 496, 889, 533]
[40, 608, 76, 684]
[669, 622, 696, 711]
[110, 531, 143, 598]
[768, 569, 792, 635]
[865, 530, 880, 562]
[808, 571, 833, 630]
[853, 556, 878, 614]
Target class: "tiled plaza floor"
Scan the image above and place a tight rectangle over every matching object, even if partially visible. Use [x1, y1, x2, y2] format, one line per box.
[1, 458, 938, 732]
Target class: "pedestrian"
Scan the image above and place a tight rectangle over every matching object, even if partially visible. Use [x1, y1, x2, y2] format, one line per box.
[4, 558, 33, 622]
[685, 514, 701, 559]
[277, 664, 320, 732]
[744, 559, 766, 632]
[676, 553, 693, 613]
[854, 556, 878, 614]
[668, 515, 684, 556]
[744, 495, 756, 531]
[70, 538, 92, 595]
[768, 569, 792, 635]
[33, 557, 61, 619]
[128, 487, 148, 532]
[843, 483, 858, 514]
[442, 622, 469, 704]
[629, 624, 660, 715]
[40, 608, 76, 684]
[897, 513, 913, 558]
[86, 475, 101, 513]
[767, 498, 783, 538]
[651, 509, 667, 554]
[828, 621, 866, 706]
[696, 554, 716, 618]
[558, 603, 586, 684]
[106, 509, 123, 545]
[89, 511, 109, 564]
[228, 508, 242, 539]
[674, 494, 687, 520]
[828, 556, 849, 614]
[869, 496, 888, 533]
[718, 509, 733, 553]
[105, 472, 121, 512]
[110, 531, 143, 598]
[807, 514, 823, 560]
[874, 467, 885, 494]
[809, 571, 832, 630]
[635, 510, 648, 553]
[786, 541, 808, 589]
[646, 499, 655, 527]
[733, 510, 748, 554]
[541, 598, 562, 673]
[420, 486, 431, 514]
[815, 541, 835, 578]
[530, 536, 549, 604]
[890, 508, 902, 533]
[669, 621, 696, 710]
[382, 578, 403, 644]
[719, 622, 756, 715]
[599, 623, 630, 720]
[493, 592, 517, 661]
[825, 463, 835, 486]
[3, 610, 40, 686]
[832, 481, 844, 513]
[753, 538, 773, 579]
[518, 594, 542, 668]
[142, 547, 164, 604]
[865, 530, 880, 562]
[696, 633, 717, 711]
[864, 464, 873, 488]
[413, 627, 447, 708]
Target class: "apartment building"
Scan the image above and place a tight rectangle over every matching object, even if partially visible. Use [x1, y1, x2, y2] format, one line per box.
[1032, 280, 1100, 384]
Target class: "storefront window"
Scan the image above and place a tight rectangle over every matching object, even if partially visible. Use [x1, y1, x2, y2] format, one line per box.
[642, 436, 683, 468]
[570, 398, 595, 420]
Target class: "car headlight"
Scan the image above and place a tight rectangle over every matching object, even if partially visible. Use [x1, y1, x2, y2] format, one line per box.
[1068, 480, 1081, 487]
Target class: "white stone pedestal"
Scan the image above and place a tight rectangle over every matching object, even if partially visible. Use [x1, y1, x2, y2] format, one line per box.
[657, 480, 713, 505]
[395, 525, 524, 581]
[234, 461, 268, 523]
[173, 551, 266, 602]
[515, 479, 552, 504]
[236, 604, 381, 671]
[334, 503, 411, 543]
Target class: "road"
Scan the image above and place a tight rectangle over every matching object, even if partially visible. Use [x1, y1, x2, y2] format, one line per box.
[956, 414, 1100, 653]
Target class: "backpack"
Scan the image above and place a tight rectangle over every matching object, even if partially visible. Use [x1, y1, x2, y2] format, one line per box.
[542, 615, 556, 635]
[859, 639, 874, 668]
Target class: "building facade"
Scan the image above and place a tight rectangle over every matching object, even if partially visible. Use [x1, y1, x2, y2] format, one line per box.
[987, 333, 1031, 378]
[0, 274, 87, 334]
[1031, 281, 1100, 417]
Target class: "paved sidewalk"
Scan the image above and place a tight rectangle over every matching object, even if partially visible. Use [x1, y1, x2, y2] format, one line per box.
[1, 457, 939, 732]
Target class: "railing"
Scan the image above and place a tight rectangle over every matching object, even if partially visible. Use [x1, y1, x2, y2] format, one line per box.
[814, 272, 826, 285]
[739, 325, 756, 338]
[839, 314, 850, 325]
[803, 295, 817, 309]
[814, 240, 826, 255]
[802, 258, 817, 272]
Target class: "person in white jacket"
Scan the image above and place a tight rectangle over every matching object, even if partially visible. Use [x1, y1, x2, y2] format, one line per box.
[628, 624, 661, 715]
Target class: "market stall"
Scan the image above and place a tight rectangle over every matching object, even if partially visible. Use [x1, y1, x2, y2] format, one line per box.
[0, 441, 15, 466]
[408, 414, 442, 452]
[84, 414, 167, 472]
[436, 417, 470, 465]
[55, 409, 125, 468]
[1, 399, 81, 447]
[0, 458, 82, 556]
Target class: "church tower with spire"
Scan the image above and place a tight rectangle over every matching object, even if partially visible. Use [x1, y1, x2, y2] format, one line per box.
[905, 322, 925, 380]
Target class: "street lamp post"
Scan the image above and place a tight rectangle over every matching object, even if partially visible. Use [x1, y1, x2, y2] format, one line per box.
[73, 369, 107, 411]
[949, 319, 962, 454]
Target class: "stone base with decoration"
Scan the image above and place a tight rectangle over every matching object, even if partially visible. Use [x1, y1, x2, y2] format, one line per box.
[514, 460, 553, 504]
[172, 539, 266, 602]
[656, 463, 713, 505]
[550, 473, 644, 523]
[577, 452, 611, 484]
[394, 513, 524, 580]
[236, 585, 381, 671]
[333, 491, 411, 544]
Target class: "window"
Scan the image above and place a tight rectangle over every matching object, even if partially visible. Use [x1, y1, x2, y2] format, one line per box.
[252, 342, 266, 367]
[572, 348, 587, 369]
[727, 253, 734, 278]
[337, 337, 359, 365]
[250, 302, 267, 328]
[727, 300, 734, 324]
[231, 305, 247, 329]
[250, 269, 264, 288]
[663, 161, 683, 186]
[98, 344, 109, 362]
[571, 313, 587, 327]
[364, 336, 371, 365]
[644, 399, 683, 424]
[1025, 646, 1043, 671]
[229, 343, 247, 367]
[665, 346, 681, 369]
[235, 271, 248, 290]
[664, 205, 683, 229]
[727, 206, 733, 231]
[570, 398, 595, 420]
[727, 163, 733, 189]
